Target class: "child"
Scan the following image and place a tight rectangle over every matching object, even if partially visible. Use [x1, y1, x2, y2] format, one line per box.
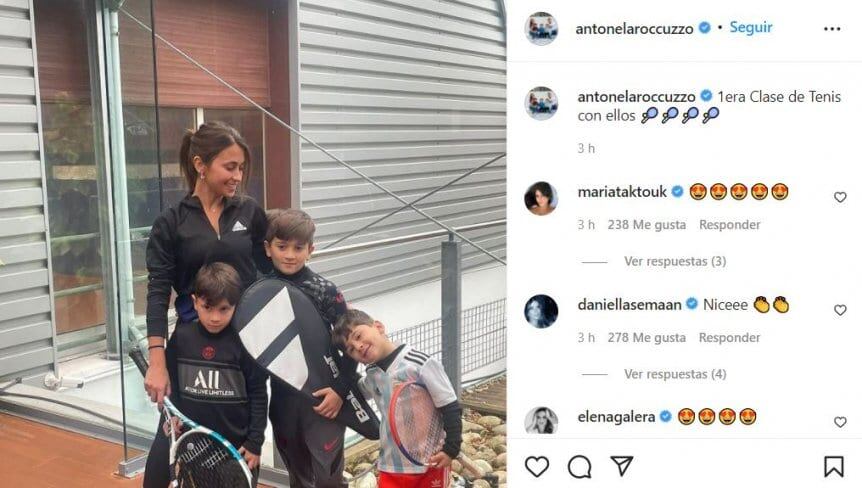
[332, 309, 463, 488]
[265, 209, 354, 488]
[143, 263, 267, 488]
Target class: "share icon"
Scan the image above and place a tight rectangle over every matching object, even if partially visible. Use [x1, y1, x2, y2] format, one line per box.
[611, 456, 634, 477]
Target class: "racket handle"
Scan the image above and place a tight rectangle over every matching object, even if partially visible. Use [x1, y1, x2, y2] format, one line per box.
[129, 347, 150, 377]
[457, 453, 486, 479]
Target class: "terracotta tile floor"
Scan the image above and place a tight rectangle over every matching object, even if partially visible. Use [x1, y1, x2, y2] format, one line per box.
[0, 413, 142, 487]
[0, 413, 275, 487]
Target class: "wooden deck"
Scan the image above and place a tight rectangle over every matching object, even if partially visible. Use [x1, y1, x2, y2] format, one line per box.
[0, 413, 276, 487]
[460, 375, 506, 417]
[0, 376, 508, 486]
[0, 413, 142, 487]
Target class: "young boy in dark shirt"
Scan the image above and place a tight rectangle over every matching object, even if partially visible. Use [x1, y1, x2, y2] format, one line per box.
[265, 209, 354, 488]
[143, 263, 267, 488]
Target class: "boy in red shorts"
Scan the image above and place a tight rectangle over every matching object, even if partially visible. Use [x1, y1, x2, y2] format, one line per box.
[333, 309, 463, 488]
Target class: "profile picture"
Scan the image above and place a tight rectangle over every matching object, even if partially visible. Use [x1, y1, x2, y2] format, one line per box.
[525, 12, 558, 46]
[525, 86, 558, 120]
[524, 294, 558, 329]
[525, 406, 558, 434]
[524, 181, 558, 216]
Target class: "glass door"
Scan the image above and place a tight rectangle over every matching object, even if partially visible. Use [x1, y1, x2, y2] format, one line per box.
[102, 0, 164, 459]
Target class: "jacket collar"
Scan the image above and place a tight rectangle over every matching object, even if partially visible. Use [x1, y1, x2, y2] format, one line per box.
[180, 194, 242, 211]
[272, 265, 311, 282]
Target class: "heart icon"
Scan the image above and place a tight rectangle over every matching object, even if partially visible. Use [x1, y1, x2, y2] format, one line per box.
[834, 304, 847, 316]
[525, 456, 550, 478]
[835, 416, 847, 428]
[834, 191, 847, 203]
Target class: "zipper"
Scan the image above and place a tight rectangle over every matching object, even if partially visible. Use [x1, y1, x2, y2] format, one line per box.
[195, 196, 235, 241]
[198, 202, 223, 240]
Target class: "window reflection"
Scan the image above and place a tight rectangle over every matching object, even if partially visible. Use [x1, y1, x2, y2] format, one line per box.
[35, 0, 107, 335]
[122, 106, 196, 316]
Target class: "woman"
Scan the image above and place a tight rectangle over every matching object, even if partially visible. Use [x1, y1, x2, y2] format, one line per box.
[527, 407, 555, 434]
[524, 181, 555, 216]
[524, 294, 558, 328]
[143, 121, 271, 406]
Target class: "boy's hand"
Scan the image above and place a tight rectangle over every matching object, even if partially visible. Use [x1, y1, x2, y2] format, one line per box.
[238, 447, 260, 470]
[429, 451, 453, 469]
[311, 387, 343, 419]
[162, 416, 183, 437]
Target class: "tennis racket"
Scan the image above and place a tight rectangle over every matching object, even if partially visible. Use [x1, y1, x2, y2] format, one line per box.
[348, 381, 485, 482]
[389, 381, 485, 478]
[130, 347, 253, 488]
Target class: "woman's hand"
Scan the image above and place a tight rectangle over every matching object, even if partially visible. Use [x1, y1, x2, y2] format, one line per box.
[144, 344, 171, 407]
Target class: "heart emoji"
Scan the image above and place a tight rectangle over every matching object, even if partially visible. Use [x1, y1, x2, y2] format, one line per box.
[834, 192, 847, 203]
[525, 456, 550, 478]
[834, 416, 847, 428]
[835, 304, 847, 316]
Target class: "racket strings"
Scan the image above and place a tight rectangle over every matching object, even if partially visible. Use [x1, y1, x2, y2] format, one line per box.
[174, 432, 248, 487]
[392, 384, 445, 464]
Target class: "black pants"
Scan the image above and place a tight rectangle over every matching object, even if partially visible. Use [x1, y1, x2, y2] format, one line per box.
[143, 416, 259, 488]
[270, 387, 347, 488]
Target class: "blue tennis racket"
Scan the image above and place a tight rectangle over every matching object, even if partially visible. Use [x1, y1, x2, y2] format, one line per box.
[130, 347, 253, 487]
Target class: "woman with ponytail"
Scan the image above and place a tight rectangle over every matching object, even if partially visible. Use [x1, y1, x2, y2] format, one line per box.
[143, 121, 271, 408]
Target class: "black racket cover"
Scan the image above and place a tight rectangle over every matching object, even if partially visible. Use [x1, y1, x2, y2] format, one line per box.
[232, 277, 379, 439]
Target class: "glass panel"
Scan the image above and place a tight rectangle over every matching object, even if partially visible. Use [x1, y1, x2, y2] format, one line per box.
[157, 107, 197, 208]
[204, 109, 265, 204]
[108, 0, 163, 459]
[124, 106, 195, 317]
[34, 0, 107, 336]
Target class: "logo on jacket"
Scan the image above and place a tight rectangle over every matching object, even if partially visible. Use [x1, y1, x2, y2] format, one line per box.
[231, 221, 247, 232]
[323, 438, 339, 452]
[202, 345, 216, 360]
[346, 391, 371, 422]
[193, 369, 221, 390]
[324, 354, 340, 378]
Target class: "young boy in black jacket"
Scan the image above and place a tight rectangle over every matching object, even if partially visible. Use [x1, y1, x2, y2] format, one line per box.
[143, 263, 267, 488]
[265, 209, 354, 488]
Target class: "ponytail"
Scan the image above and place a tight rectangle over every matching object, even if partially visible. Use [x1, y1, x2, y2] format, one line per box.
[179, 129, 196, 193]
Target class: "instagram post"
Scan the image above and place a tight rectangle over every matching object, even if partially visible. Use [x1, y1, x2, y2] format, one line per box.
[0, 1, 506, 487]
[2, 1, 861, 487]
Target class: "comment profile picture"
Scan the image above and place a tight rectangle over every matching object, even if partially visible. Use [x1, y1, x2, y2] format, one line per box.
[525, 86, 558, 121]
[525, 406, 559, 434]
[525, 12, 558, 46]
[524, 294, 558, 329]
[524, 181, 558, 216]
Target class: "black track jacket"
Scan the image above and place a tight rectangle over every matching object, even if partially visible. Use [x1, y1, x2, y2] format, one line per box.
[146, 195, 271, 338]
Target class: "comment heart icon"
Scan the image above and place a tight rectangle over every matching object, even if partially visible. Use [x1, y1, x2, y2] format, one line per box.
[835, 416, 847, 428]
[834, 304, 847, 316]
[834, 192, 847, 203]
[525, 456, 550, 478]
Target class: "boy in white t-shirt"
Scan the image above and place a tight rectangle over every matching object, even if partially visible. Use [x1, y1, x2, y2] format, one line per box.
[332, 309, 463, 488]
